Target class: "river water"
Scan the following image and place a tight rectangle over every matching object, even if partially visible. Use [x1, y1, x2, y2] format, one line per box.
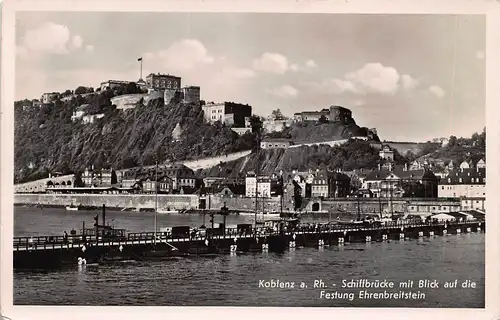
[13, 207, 485, 307]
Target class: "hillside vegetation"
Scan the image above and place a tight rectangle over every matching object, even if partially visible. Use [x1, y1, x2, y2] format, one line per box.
[14, 90, 255, 183]
[203, 140, 406, 177]
[264, 119, 380, 143]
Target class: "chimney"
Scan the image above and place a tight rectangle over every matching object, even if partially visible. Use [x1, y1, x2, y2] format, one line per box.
[404, 163, 408, 171]
[389, 163, 393, 172]
[378, 163, 381, 171]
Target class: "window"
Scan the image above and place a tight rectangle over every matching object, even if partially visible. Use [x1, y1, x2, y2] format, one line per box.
[441, 186, 444, 190]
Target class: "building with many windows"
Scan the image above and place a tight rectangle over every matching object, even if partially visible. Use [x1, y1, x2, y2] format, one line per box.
[145, 73, 181, 91]
[438, 160, 486, 198]
[363, 164, 438, 198]
[260, 138, 292, 149]
[202, 102, 252, 127]
[245, 172, 272, 198]
[311, 170, 351, 198]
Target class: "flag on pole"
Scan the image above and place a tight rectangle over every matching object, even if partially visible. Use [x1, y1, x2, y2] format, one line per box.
[137, 57, 143, 62]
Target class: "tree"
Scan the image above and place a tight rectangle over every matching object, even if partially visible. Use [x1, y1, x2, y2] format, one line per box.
[62, 89, 72, 97]
[111, 170, 117, 184]
[75, 86, 88, 95]
[292, 180, 302, 210]
[249, 115, 263, 136]
[448, 135, 457, 148]
[271, 108, 285, 120]
[74, 172, 85, 187]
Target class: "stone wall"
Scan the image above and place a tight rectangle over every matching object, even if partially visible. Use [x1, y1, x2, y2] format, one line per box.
[289, 139, 349, 149]
[14, 193, 462, 215]
[319, 198, 461, 215]
[182, 150, 252, 171]
[15, 194, 199, 210]
[15, 175, 75, 193]
[111, 94, 148, 110]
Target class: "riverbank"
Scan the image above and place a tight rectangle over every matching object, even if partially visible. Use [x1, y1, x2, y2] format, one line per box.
[14, 193, 463, 215]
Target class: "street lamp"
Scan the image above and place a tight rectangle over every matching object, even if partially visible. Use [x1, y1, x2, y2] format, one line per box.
[219, 202, 230, 235]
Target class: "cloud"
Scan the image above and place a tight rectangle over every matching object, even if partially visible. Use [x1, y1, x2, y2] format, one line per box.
[476, 50, 485, 60]
[145, 39, 215, 72]
[290, 60, 317, 73]
[71, 35, 83, 49]
[305, 59, 317, 68]
[20, 22, 72, 54]
[268, 85, 299, 98]
[85, 45, 95, 52]
[344, 63, 400, 95]
[428, 85, 445, 98]
[18, 22, 93, 57]
[253, 52, 289, 74]
[304, 63, 422, 96]
[401, 74, 419, 89]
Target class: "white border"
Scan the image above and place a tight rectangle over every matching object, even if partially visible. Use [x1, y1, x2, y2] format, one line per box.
[1, 1, 499, 320]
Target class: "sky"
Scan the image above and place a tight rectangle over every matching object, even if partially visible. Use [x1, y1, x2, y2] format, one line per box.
[14, 12, 485, 142]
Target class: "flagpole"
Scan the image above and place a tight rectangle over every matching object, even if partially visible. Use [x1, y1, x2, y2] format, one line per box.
[138, 57, 143, 80]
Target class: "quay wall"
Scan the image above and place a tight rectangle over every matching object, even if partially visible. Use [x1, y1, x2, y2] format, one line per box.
[207, 196, 462, 215]
[14, 194, 199, 210]
[14, 194, 462, 214]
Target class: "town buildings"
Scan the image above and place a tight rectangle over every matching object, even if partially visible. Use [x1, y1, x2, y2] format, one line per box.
[117, 163, 196, 194]
[245, 172, 272, 198]
[311, 170, 351, 198]
[379, 145, 394, 161]
[71, 104, 89, 122]
[245, 171, 283, 198]
[263, 116, 293, 133]
[145, 73, 182, 91]
[362, 163, 439, 198]
[82, 167, 115, 187]
[202, 102, 252, 127]
[293, 109, 330, 122]
[293, 106, 354, 123]
[83, 113, 105, 124]
[100, 80, 134, 92]
[41, 92, 59, 104]
[260, 138, 292, 149]
[438, 160, 486, 199]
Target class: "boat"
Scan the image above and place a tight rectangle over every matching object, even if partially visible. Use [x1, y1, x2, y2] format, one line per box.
[157, 208, 180, 214]
[239, 211, 281, 218]
[65, 204, 79, 211]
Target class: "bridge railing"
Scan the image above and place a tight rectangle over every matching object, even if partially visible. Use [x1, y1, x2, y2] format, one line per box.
[13, 219, 481, 250]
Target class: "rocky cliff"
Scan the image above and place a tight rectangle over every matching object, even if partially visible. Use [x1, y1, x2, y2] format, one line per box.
[14, 94, 255, 183]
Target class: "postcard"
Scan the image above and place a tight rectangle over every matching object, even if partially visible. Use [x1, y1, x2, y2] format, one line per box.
[1, 0, 499, 319]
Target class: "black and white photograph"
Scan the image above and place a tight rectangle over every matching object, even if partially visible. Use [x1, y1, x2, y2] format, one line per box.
[1, 0, 499, 318]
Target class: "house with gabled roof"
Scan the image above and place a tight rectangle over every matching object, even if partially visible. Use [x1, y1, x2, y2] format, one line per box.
[363, 163, 438, 198]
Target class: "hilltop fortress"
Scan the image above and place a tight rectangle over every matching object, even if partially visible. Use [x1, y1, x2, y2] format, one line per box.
[107, 72, 200, 110]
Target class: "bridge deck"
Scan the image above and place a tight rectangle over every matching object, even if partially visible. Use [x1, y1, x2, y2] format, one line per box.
[13, 221, 480, 252]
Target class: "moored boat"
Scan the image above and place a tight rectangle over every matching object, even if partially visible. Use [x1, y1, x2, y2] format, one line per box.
[239, 211, 281, 218]
[157, 208, 180, 214]
[65, 204, 79, 211]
